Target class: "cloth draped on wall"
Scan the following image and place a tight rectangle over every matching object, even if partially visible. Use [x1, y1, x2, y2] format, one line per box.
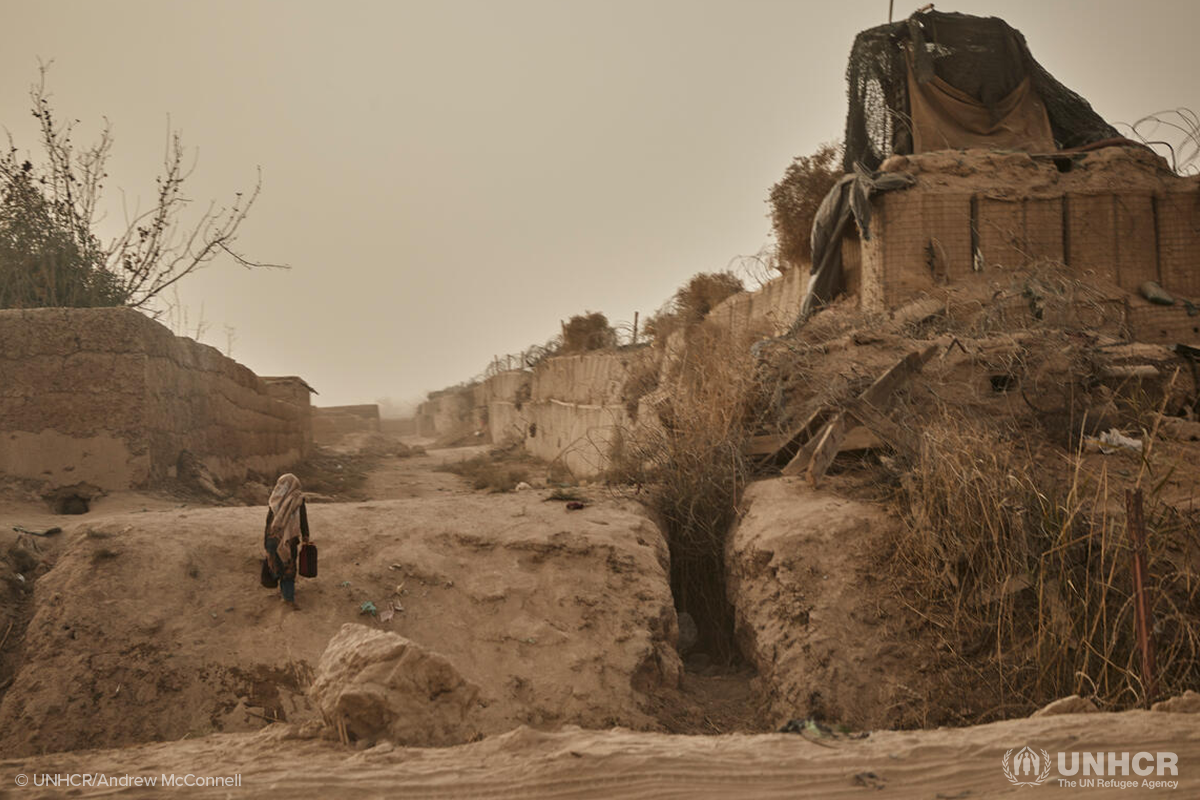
[793, 168, 915, 331]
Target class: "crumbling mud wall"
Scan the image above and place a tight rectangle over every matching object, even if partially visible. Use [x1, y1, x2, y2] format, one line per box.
[708, 268, 807, 337]
[524, 351, 647, 477]
[415, 388, 483, 441]
[262, 377, 315, 456]
[726, 478, 937, 730]
[0, 307, 308, 491]
[312, 404, 381, 445]
[481, 370, 532, 445]
[0, 496, 681, 755]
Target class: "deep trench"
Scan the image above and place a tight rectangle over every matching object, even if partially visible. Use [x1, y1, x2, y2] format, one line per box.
[660, 515, 743, 667]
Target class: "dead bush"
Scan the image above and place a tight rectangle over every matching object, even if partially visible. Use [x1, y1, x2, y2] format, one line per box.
[891, 411, 1200, 718]
[612, 322, 761, 661]
[769, 142, 843, 270]
[436, 452, 531, 493]
[561, 312, 617, 353]
[644, 272, 744, 343]
[620, 353, 662, 421]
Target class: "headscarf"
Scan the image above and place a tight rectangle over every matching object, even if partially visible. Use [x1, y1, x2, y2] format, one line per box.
[267, 473, 304, 562]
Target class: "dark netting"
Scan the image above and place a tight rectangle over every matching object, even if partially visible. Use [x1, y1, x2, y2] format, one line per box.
[843, 10, 1119, 172]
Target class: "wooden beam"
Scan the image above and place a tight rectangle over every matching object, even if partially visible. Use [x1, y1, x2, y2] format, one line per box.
[782, 411, 843, 476]
[745, 432, 797, 456]
[860, 343, 938, 408]
[782, 344, 936, 479]
[805, 414, 847, 487]
[745, 406, 831, 460]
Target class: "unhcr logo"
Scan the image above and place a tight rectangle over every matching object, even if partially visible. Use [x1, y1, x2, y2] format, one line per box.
[1003, 746, 1052, 786]
[1001, 747, 1181, 789]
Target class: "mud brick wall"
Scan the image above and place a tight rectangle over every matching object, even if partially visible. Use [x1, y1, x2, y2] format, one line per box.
[1158, 190, 1200, 297]
[414, 387, 481, 441]
[861, 192, 972, 309]
[262, 377, 314, 455]
[379, 418, 416, 436]
[0, 307, 308, 491]
[862, 185, 1199, 320]
[311, 404, 381, 445]
[1127, 301, 1200, 344]
[708, 268, 807, 337]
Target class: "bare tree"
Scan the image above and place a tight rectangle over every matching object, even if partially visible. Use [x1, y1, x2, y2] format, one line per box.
[0, 64, 284, 313]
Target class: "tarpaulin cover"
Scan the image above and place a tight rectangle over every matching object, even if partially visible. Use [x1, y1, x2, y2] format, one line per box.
[843, 10, 1118, 172]
[794, 167, 915, 330]
[906, 64, 1055, 154]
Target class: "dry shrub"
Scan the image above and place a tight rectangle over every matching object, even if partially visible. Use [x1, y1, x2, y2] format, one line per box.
[893, 411, 1200, 718]
[620, 353, 662, 421]
[644, 272, 744, 343]
[612, 322, 760, 661]
[561, 312, 617, 353]
[435, 452, 531, 493]
[769, 142, 843, 270]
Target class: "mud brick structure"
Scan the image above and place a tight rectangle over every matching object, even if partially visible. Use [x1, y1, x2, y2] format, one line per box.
[262, 376, 316, 456]
[855, 149, 1200, 343]
[0, 307, 310, 491]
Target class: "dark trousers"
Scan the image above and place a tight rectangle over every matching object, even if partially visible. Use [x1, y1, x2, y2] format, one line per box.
[265, 537, 296, 602]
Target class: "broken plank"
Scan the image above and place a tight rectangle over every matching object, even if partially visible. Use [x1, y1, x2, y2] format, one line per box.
[780, 411, 839, 476]
[860, 343, 938, 408]
[745, 433, 797, 456]
[747, 406, 831, 460]
[839, 425, 883, 452]
[806, 414, 847, 487]
[782, 410, 845, 477]
[846, 403, 917, 455]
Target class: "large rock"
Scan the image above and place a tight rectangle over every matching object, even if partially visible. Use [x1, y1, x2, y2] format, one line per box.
[309, 624, 480, 746]
[1152, 690, 1200, 714]
[1032, 695, 1099, 717]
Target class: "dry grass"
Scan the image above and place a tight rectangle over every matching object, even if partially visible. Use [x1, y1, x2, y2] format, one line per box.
[644, 272, 744, 344]
[611, 321, 763, 661]
[891, 411, 1200, 716]
[561, 312, 617, 353]
[435, 447, 536, 493]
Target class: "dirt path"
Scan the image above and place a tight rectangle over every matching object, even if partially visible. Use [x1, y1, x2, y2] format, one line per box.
[3, 710, 1196, 798]
[360, 443, 489, 500]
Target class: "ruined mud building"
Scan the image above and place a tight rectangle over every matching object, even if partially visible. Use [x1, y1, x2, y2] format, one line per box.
[417, 10, 1199, 475]
[804, 10, 1199, 341]
[0, 307, 317, 496]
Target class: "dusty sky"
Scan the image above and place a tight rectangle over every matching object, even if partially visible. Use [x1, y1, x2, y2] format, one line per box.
[2, 1, 1196, 410]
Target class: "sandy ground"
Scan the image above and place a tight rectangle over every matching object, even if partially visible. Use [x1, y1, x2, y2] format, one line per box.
[1, 711, 1197, 798]
[1, 442, 1198, 797]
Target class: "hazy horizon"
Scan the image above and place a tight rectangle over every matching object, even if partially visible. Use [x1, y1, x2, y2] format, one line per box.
[3, 0, 1196, 411]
